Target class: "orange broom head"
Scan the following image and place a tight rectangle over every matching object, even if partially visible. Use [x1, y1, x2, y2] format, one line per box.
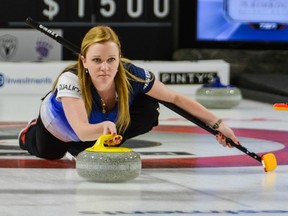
[273, 103, 288, 111]
[261, 153, 277, 172]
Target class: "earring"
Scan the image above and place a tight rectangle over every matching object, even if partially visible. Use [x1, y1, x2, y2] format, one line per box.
[85, 68, 89, 74]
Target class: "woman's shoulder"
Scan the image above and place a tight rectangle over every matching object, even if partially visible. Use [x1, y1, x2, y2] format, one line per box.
[123, 61, 145, 75]
[57, 70, 80, 89]
[122, 61, 134, 71]
[59, 70, 79, 80]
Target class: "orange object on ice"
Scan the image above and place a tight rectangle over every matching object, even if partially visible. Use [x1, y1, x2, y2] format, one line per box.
[273, 103, 288, 111]
[261, 153, 277, 172]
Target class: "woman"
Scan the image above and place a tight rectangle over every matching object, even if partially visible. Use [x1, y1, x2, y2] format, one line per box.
[18, 25, 240, 160]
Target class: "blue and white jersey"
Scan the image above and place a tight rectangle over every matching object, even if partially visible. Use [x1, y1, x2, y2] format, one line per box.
[40, 63, 155, 142]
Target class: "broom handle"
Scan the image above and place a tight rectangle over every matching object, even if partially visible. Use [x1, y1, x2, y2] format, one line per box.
[160, 101, 262, 163]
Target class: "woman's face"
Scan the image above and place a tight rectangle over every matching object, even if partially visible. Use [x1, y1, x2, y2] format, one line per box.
[81, 41, 120, 91]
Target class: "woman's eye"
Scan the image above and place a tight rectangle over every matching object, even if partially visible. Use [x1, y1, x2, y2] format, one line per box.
[107, 58, 116, 62]
[93, 58, 101, 62]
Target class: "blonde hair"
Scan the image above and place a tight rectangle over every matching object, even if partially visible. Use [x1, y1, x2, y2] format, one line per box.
[53, 26, 136, 134]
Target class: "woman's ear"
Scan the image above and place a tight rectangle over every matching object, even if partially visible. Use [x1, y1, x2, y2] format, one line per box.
[80, 55, 86, 68]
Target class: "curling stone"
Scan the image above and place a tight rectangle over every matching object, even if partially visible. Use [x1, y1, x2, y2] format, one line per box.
[76, 134, 141, 183]
[195, 76, 242, 109]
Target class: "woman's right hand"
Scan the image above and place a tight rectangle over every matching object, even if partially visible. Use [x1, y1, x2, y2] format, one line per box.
[101, 121, 118, 135]
[100, 121, 122, 145]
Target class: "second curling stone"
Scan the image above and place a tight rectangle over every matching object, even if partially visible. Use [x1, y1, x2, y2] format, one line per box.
[195, 76, 242, 109]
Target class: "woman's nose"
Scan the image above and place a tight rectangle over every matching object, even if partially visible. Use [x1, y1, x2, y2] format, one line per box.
[100, 61, 108, 70]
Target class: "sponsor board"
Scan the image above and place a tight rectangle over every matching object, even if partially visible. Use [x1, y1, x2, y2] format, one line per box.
[0, 60, 229, 96]
[0, 61, 72, 95]
[0, 29, 62, 62]
[134, 60, 230, 97]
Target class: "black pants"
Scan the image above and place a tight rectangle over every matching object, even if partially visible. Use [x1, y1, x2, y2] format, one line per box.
[25, 94, 159, 160]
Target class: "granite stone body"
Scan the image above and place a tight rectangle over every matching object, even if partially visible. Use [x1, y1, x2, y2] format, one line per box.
[76, 151, 141, 183]
[195, 87, 242, 109]
[195, 76, 242, 109]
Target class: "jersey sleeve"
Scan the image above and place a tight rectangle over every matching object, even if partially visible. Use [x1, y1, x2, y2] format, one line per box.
[127, 63, 155, 94]
[56, 71, 82, 101]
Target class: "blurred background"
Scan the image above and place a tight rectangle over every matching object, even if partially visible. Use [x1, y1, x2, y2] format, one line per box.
[0, 0, 287, 104]
[2, 0, 288, 61]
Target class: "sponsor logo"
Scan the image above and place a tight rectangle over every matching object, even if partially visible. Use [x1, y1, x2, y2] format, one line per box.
[78, 209, 288, 215]
[58, 84, 80, 93]
[0, 73, 52, 89]
[36, 38, 53, 61]
[0, 34, 17, 60]
[143, 70, 152, 90]
[0, 73, 4, 87]
[39, 24, 60, 38]
[160, 72, 217, 85]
